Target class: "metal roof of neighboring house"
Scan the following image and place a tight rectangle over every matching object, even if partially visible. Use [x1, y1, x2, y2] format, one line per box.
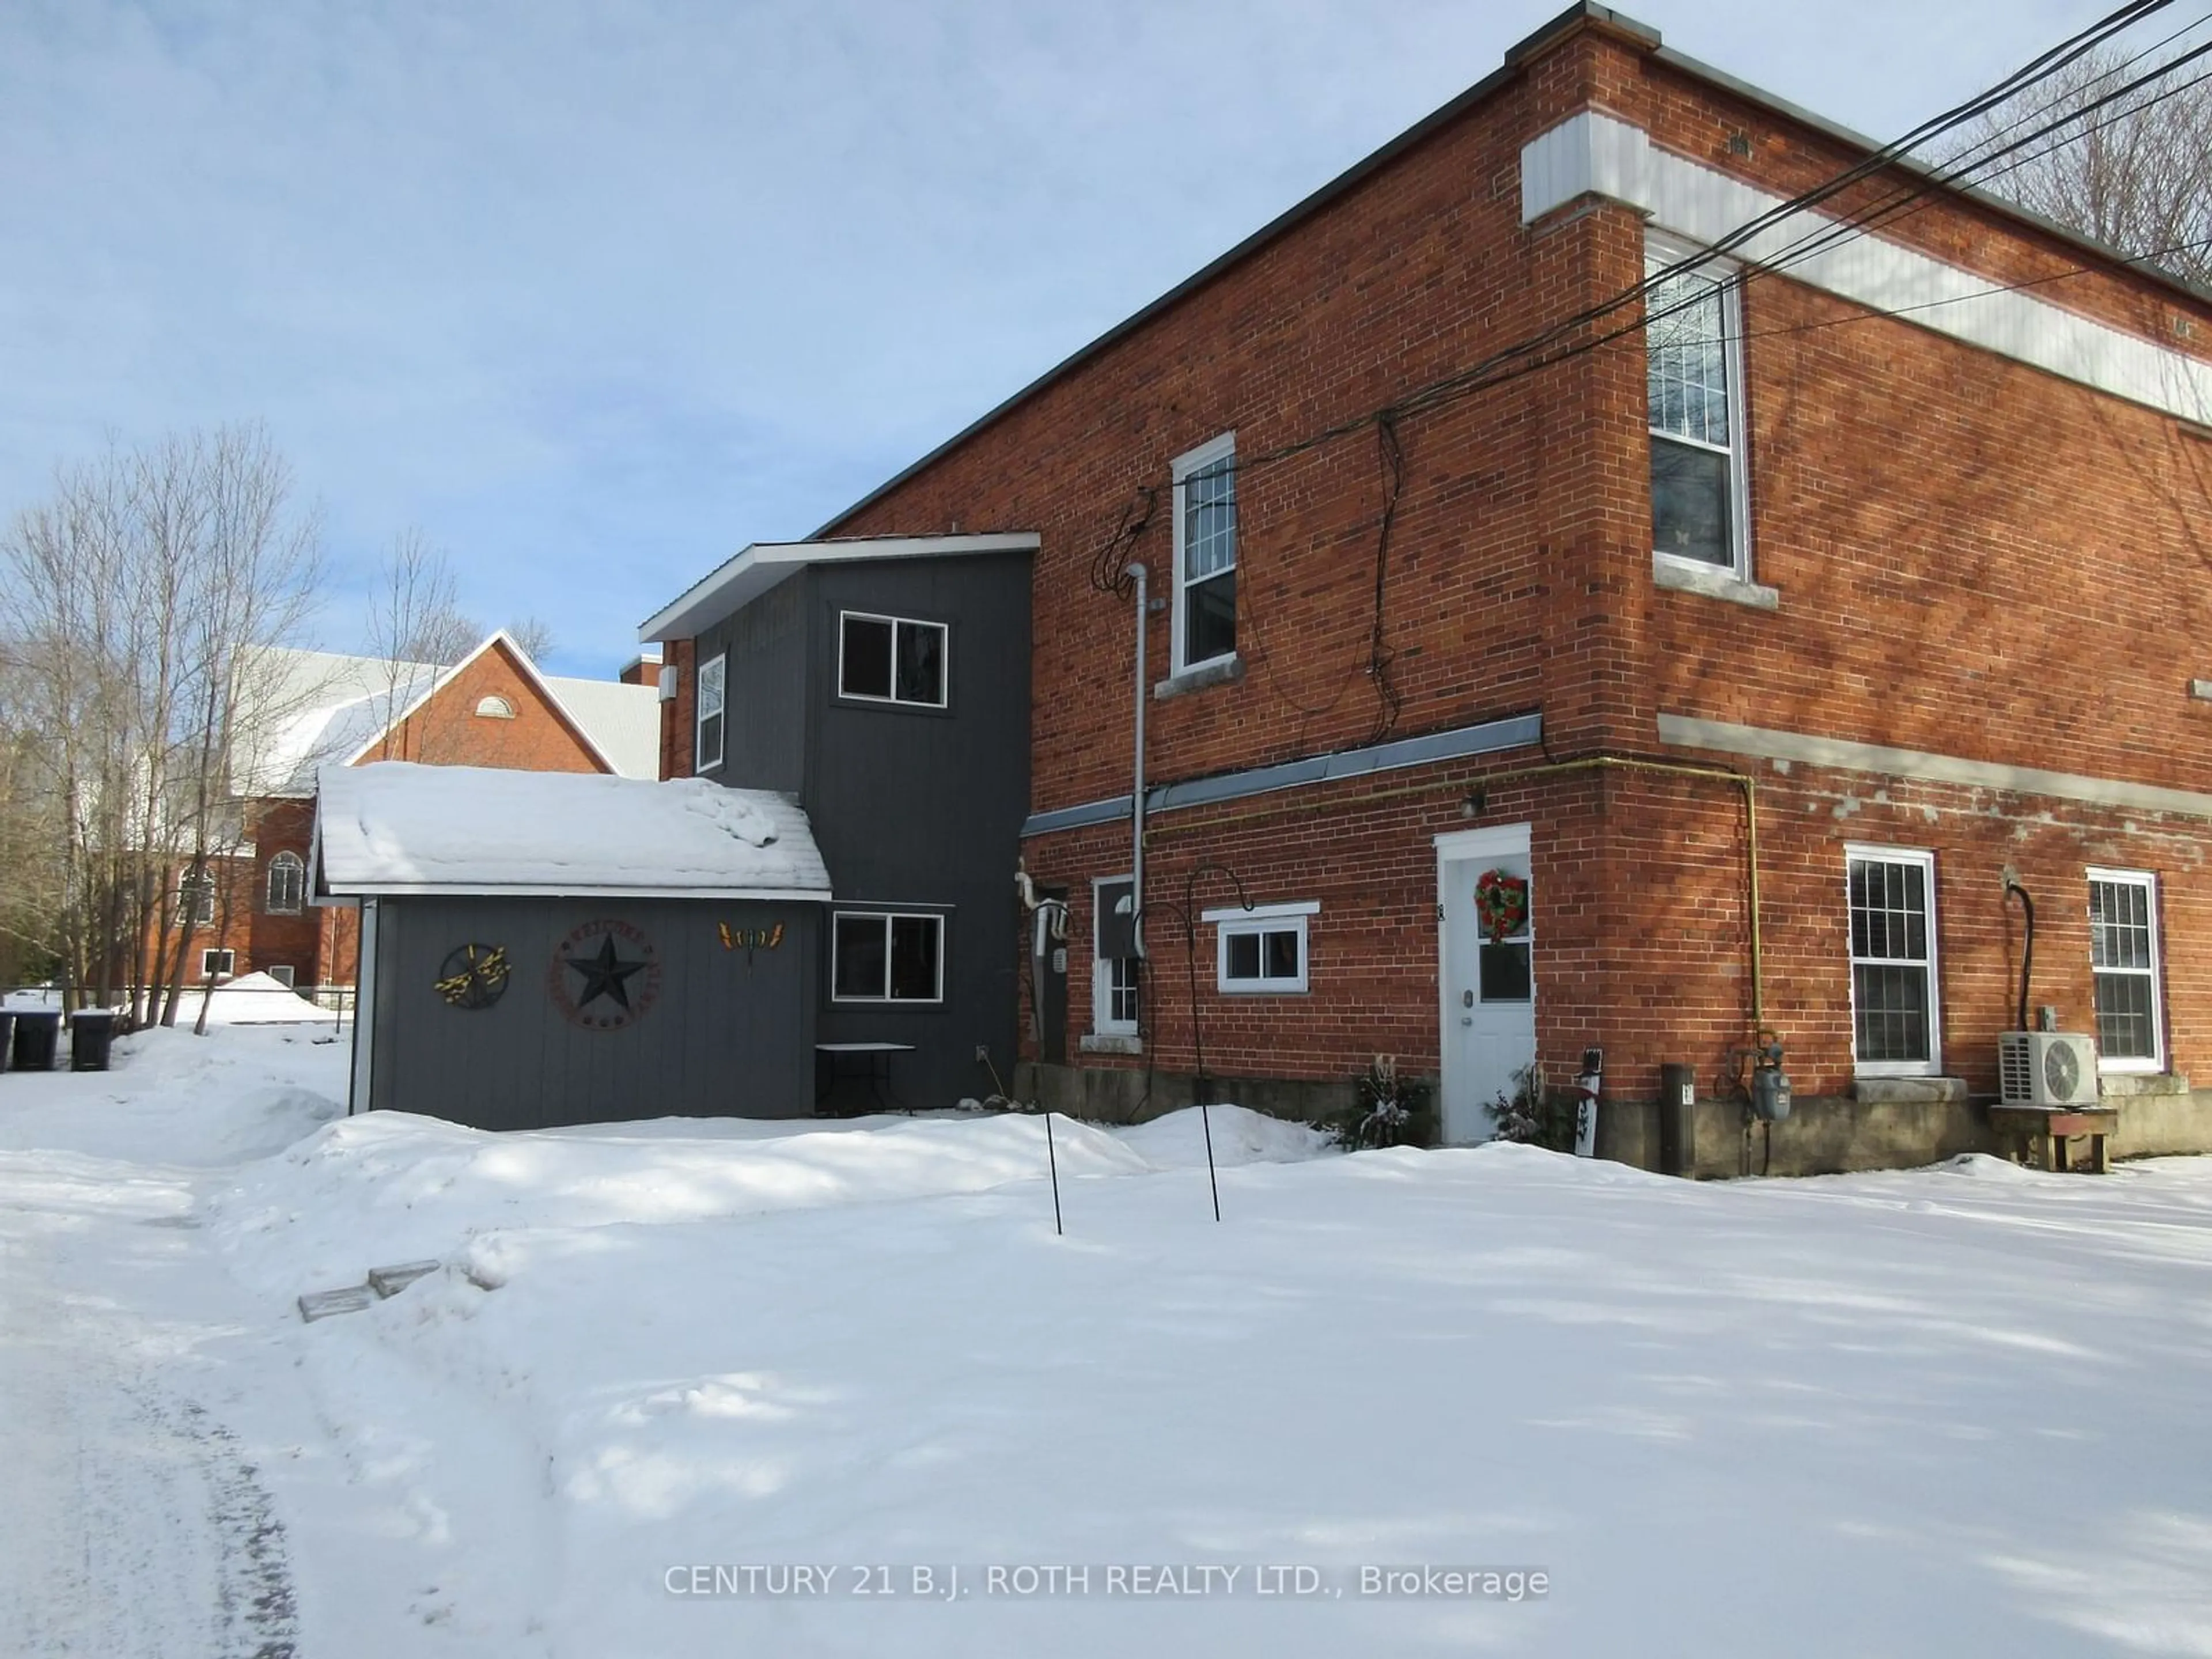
[543, 675, 660, 779]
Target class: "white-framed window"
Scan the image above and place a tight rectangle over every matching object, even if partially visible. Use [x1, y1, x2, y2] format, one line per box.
[1845, 846, 1941, 1076]
[475, 694, 516, 719]
[1171, 431, 1238, 672]
[266, 964, 297, 990]
[1092, 876, 1139, 1035]
[200, 948, 234, 980]
[1206, 899, 1316, 995]
[179, 873, 215, 926]
[695, 653, 726, 772]
[2088, 868, 2164, 1072]
[838, 612, 948, 708]
[266, 850, 304, 915]
[831, 911, 944, 1003]
[1647, 237, 1750, 579]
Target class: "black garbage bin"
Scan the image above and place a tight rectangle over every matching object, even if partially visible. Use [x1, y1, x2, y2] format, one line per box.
[0, 1010, 15, 1074]
[10, 1009, 62, 1072]
[70, 1010, 119, 1073]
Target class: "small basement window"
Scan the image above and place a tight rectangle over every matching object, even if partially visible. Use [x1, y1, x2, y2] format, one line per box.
[831, 911, 944, 1002]
[839, 612, 948, 708]
[475, 694, 516, 719]
[266, 964, 297, 990]
[200, 948, 235, 980]
[1205, 899, 1316, 994]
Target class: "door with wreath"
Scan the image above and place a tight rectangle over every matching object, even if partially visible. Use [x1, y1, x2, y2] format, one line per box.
[1435, 824, 1536, 1144]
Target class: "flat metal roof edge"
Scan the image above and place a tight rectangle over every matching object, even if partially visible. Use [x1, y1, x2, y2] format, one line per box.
[1020, 710, 1543, 838]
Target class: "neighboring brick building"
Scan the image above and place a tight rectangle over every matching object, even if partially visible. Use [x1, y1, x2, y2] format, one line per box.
[646, 3, 2212, 1171]
[177, 632, 661, 998]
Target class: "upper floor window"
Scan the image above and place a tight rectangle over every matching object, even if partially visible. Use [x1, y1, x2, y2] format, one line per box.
[695, 653, 726, 772]
[839, 612, 947, 708]
[2088, 869, 2164, 1071]
[1647, 243, 1749, 579]
[179, 872, 215, 926]
[266, 851, 305, 915]
[475, 694, 516, 719]
[1846, 847, 1940, 1077]
[1172, 433, 1237, 672]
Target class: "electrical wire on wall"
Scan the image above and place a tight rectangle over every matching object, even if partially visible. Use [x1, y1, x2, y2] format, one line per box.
[1077, 1, 2204, 754]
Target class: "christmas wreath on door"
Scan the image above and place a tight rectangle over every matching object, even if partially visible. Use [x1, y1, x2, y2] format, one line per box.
[1475, 869, 1529, 942]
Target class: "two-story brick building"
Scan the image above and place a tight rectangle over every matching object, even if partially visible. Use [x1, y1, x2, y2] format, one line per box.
[647, 3, 2212, 1172]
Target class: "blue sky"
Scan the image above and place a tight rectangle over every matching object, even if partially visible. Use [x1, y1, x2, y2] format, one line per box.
[0, 0, 2090, 677]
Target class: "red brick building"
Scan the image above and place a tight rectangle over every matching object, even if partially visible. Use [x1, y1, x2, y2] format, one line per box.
[179, 633, 661, 999]
[649, 5, 2212, 1171]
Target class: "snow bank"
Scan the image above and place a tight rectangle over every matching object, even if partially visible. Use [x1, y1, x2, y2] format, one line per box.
[315, 763, 832, 895]
[208, 1103, 1332, 1297]
[0, 1026, 346, 1166]
[186, 970, 336, 1025]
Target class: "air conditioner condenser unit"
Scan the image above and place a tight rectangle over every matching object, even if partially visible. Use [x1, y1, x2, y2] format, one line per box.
[1997, 1032, 2098, 1108]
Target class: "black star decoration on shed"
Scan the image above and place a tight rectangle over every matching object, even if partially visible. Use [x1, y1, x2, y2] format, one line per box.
[565, 934, 648, 1012]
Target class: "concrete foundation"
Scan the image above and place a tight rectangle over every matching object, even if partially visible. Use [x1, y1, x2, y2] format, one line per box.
[1020, 1062, 2212, 1177]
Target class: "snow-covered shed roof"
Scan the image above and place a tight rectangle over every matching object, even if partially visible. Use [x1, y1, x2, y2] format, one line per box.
[313, 764, 834, 900]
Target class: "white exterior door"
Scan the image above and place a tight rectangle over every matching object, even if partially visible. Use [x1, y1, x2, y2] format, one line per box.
[1437, 825, 1536, 1145]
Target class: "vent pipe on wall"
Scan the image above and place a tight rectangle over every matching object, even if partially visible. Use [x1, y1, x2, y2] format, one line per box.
[1130, 563, 1148, 960]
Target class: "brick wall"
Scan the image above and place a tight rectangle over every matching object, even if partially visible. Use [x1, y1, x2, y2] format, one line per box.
[657, 17, 2212, 1108]
[370, 641, 608, 774]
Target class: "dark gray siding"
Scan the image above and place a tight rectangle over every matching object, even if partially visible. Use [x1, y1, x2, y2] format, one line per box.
[696, 577, 806, 792]
[369, 897, 819, 1130]
[804, 554, 1031, 1108]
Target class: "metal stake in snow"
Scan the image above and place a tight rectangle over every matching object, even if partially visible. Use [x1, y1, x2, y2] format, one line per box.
[1043, 1109, 1063, 1236]
[1200, 1102, 1221, 1223]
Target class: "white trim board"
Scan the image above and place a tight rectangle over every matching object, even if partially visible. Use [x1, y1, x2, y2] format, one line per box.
[639, 532, 1040, 643]
[1200, 899, 1320, 923]
[1657, 713, 2212, 820]
[1521, 110, 2212, 429]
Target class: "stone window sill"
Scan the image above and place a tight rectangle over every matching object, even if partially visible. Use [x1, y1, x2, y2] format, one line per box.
[1850, 1075, 1968, 1106]
[1653, 556, 1779, 611]
[1153, 656, 1244, 700]
[2098, 1070, 2190, 1099]
[1079, 1033, 1143, 1056]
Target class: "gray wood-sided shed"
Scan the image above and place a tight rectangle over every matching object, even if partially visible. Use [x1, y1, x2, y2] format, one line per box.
[312, 762, 834, 1131]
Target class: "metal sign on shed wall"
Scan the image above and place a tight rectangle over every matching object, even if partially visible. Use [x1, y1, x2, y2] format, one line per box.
[547, 918, 663, 1031]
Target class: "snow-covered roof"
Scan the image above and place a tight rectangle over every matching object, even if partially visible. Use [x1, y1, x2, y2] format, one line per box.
[638, 532, 1039, 644]
[313, 763, 834, 900]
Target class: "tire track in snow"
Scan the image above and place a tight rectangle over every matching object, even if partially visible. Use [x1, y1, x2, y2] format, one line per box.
[0, 1183, 300, 1658]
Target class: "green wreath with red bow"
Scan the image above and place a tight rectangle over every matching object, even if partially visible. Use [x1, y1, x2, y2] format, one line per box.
[1475, 869, 1529, 943]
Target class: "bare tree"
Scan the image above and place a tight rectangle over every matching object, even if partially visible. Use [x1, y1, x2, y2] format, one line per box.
[508, 615, 556, 663]
[0, 425, 323, 1025]
[368, 528, 479, 670]
[1955, 46, 2212, 289]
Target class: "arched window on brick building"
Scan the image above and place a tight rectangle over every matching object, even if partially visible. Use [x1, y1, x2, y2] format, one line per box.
[267, 850, 305, 915]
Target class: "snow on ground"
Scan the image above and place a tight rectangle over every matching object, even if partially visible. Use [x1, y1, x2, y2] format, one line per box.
[3, 1027, 2211, 1656]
